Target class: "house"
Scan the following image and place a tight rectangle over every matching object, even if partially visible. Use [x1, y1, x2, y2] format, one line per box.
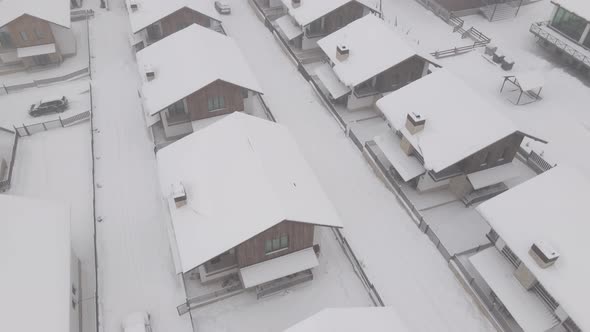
[136, 24, 262, 142]
[285, 307, 410, 332]
[530, 0, 590, 72]
[315, 15, 437, 110]
[0, 195, 81, 332]
[0, 0, 75, 70]
[125, 0, 222, 51]
[274, 0, 379, 51]
[373, 69, 545, 205]
[465, 166, 586, 332]
[156, 112, 343, 296]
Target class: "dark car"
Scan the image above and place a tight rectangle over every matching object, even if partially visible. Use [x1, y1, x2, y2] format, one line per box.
[29, 96, 69, 117]
[215, 1, 231, 14]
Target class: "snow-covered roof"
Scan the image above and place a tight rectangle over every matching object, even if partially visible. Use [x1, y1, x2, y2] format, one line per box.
[0, 195, 71, 332]
[476, 166, 590, 331]
[467, 162, 520, 190]
[285, 307, 410, 332]
[470, 248, 557, 332]
[317, 15, 422, 88]
[374, 131, 425, 181]
[157, 113, 344, 273]
[240, 247, 319, 288]
[552, 0, 590, 20]
[377, 69, 520, 173]
[280, 0, 379, 27]
[137, 24, 263, 116]
[275, 15, 303, 41]
[125, 0, 221, 34]
[512, 72, 545, 92]
[315, 64, 351, 99]
[0, 0, 71, 29]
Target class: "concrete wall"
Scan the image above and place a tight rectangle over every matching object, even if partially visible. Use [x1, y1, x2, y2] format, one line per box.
[161, 109, 193, 139]
[347, 90, 380, 110]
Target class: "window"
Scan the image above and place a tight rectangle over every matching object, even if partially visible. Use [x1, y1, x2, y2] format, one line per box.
[146, 23, 163, 40]
[551, 7, 588, 42]
[208, 95, 225, 112]
[34, 27, 44, 39]
[19, 31, 29, 42]
[168, 100, 186, 116]
[265, 234, 289, 254]
[0, 30, 13, 48]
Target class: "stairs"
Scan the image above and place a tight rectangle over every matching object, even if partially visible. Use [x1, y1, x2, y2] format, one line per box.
[480, 1, 521, 22]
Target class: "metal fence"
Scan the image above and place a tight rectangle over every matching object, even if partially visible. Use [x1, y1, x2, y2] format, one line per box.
[0, 130, 19, 192]
[177, 284, 244, 315]
[2, 67, 90, 94]
[14, 110, 91, 137]
[530, 22, 590, 70]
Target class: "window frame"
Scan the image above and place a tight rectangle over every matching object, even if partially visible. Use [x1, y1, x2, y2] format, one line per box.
[265, 234, 289, 255]
[19, 31, 29, 42]
[207, 95, 226, 112]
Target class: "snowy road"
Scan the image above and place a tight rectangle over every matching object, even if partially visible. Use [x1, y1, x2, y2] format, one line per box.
[89, 2, 192, 332]
[221, 1, 494, 331]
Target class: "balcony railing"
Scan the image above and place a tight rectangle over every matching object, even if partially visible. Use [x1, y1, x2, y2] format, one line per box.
[531, 21, 590, 69]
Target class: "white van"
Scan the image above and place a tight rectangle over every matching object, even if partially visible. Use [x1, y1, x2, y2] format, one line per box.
[122, 312, 152, 332]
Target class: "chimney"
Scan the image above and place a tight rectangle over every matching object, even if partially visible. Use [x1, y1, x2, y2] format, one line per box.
[292, 0, 301, 8]
[129, 1, 139, 11]
[144, 65, 155, 81]
[529, 241, 559, 268]
[336, 44, 349, 62]
[172, 183, 187, 208]
[405, 112, 426, 135]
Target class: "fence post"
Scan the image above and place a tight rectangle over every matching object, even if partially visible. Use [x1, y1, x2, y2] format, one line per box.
[22, 124, 30, 136]
[59, 116, 64, 127]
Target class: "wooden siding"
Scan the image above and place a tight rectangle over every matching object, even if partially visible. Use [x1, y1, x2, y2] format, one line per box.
[323, 2, 366, 35]
[6, 15, 56, 48]
[236, 221, 315, 268]
[160, 7, 211, 38]
[375, 56, 427, 93]
[186, 80, 246, 121]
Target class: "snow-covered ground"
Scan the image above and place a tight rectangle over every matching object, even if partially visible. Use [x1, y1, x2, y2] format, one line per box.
[6, 122, 96, 332]
[88, 2, 192, 332]
[0, 80, 91, 128]
[221, 1, 495, 331]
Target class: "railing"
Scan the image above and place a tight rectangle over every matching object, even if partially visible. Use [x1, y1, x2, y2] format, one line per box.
[531, 22, 590, 69]
[71, 9, 95, 21]
[14, 110, 91, 136]
[177, 283, 244, 315]
[2, 67, 90, 94]
[517, 146, 554, 174]
[0, 130, 19, 192]
[256, 270, 313, 299]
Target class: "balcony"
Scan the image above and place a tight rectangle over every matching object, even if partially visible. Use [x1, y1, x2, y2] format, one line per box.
[530, 21, 590, 70]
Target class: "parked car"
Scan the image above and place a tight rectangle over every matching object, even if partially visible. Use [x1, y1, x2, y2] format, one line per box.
[214, 1, 231, 14]
[122, 312, 152, 332]
[29, 96, 69, 117]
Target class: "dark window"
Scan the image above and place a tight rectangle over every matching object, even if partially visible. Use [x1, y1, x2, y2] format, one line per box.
[584, 31, 590, 49]
[0, 31, 13, 48]
[146, 23, 163, 40]
[208, 95, 226, 112]
[20, 31, 29, 42]
[168, 100, 186, 117]
[306, 19, 323, 36]
[242, 89, 249, 98]
[265, 235, 289, 254]
[551, 7, 588, 42]
[34, 28, 44, 39]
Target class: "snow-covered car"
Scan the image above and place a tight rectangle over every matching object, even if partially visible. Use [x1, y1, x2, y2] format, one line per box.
[214, 1, 231, 14]
[122, 312, 152, 332]
[29, 96, 69, 117]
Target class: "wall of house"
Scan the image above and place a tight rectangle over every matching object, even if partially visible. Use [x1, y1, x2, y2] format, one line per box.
[160, 7, 212, 37]
[375, 56, 428, 93]
[6, 15, 56, 48]
[433, 0, 484, 12]
[236, 221, 315, 268]
[458, 132, 524, 174]
[186, 80, 246, 121]
[50, 24, 76, 57]
[323, 2, 366, 35]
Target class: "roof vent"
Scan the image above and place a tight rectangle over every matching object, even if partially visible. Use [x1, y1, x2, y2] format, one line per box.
[172, 183, 187, 208]
[292, 0, 301, 8]
[405, 112, 426, 135]
[529, 241, 559, 268]
[144, 65, 155, 81]
[129, 1, 139, 11]
[336, 44, 349, 62]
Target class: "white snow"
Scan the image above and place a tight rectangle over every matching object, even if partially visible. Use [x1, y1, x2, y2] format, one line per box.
[157, 112, 344, 273]
[16, 43, 57, 58]
[317, 15, 419, 87]
[378, 69, 520, 173]
[0, 195, 71, 332]
[512, 71, 545, 92]
[552, 0, 590, 20]
[0, 0, 71, 29]
[285, 306, 410, 332]
[476, 166, 590, 330]
[470, 248, 557, 332]
[240, 247, 319, 288]
[373, 130, 425, 181]
[136, 24, 263, 116]
[314, 64, 351, 99]
[466, 162, 520, 190]
[279, 0, 379, 27]
[124, 0, 221, 34]
[275, 15, 303, 41]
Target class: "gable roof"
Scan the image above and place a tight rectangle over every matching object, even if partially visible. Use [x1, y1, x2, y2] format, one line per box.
[280, 0, 379, 27]
[0, 195, 71, 332]
[137, 24, 262, 116]
[157, 113, 343, 273]
[0, 0, 71, 29]
[377, 69, 520, 173]
[125, 0, 221, 34]
[476, 166, 589, 331]
[285, 307, 410, 332]
[552, 0, 590, 20]
[317, 15, 424, 88]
